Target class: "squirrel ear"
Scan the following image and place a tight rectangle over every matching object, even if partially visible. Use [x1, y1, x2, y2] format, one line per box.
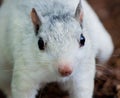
[75, 0, 84, 24]
[31, 8, 42, 35]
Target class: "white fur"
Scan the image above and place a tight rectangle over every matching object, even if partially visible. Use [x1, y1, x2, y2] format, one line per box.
[0, 0, 113, 98]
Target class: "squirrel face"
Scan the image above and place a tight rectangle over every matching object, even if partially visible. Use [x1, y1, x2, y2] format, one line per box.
[30, 4, 92, 78]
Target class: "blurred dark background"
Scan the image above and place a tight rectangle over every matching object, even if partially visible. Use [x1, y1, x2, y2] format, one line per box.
[88, 0, 120, 49]
[0, 0, 3, 6]
[0, 0, 120, 98]
[88, 0, 120, 98]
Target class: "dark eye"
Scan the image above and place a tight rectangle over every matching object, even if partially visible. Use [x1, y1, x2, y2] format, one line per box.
[79, 34, 85, 47]
[38, 37, 45, 50]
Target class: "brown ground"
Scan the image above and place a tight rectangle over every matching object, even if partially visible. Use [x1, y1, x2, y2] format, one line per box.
[0, 0, 120, 98]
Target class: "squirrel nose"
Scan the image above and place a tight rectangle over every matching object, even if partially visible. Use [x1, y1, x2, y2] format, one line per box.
[58, 65, 73, 77]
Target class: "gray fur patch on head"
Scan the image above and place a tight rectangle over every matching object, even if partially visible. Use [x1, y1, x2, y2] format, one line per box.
[49, 13, 71, 25]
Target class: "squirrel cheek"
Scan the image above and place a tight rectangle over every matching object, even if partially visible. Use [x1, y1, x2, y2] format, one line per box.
[58, 64, 73, 77]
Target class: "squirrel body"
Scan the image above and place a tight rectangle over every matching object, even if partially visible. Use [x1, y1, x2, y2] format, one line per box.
[0, 0, 113, 98]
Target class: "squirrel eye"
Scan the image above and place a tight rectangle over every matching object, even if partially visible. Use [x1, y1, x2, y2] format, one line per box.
[80, 34, 85, 47]
[38, 37, 45, 50]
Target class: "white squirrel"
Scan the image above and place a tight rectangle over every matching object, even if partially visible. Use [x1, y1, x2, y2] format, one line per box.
[0, 0, 113, 98]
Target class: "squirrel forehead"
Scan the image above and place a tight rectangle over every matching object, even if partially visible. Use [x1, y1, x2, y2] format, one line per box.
[39, 22, 81, 43]
[39, 15, 81, 39]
